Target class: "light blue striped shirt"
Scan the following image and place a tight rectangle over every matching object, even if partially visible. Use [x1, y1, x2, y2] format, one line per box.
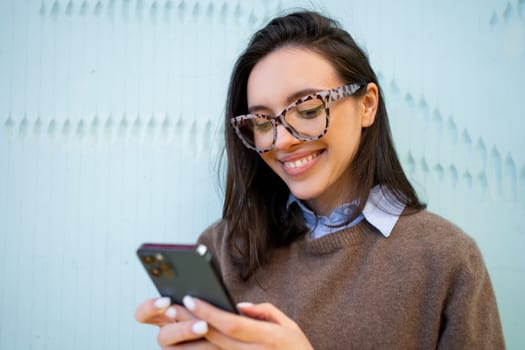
[287, 186, 405, 239]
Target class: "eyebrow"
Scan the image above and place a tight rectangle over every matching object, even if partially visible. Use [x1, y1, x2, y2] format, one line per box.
[248, 87, 323, 114]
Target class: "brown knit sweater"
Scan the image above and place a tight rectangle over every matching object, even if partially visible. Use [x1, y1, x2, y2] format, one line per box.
[198, 210, 504, 349]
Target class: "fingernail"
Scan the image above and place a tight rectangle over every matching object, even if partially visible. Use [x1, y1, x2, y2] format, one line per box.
[183, 295, 196, 311]
[165, 307, 176, 318]
[236, 302, 254, 308]
[192, 320, 208, 335]
[154, 297, 171, 309]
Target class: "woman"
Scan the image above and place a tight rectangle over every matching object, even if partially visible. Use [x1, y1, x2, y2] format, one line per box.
[135, 11, 504, 349]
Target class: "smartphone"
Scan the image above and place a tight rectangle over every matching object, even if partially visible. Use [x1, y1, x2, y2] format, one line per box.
[137, 243, 237, 313]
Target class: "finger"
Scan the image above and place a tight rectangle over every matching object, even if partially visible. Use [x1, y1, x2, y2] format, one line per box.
[167, 303, 197, 322]
[157, 319, 210, 347]
[161, 339, 220, 350]
[204, 326, 254, 350]
[183, 295, 274, 343]
[135, 297, 175, 326]
[237, 302, 300, 330]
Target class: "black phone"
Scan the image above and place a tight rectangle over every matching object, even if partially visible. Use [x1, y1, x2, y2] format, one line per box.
[137, 243, 237, 313]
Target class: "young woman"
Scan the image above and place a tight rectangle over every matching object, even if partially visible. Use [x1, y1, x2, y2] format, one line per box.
[135, 11, 504, 349]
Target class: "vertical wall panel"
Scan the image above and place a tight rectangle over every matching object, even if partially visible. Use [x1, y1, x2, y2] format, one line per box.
[1, 0, 524, 349]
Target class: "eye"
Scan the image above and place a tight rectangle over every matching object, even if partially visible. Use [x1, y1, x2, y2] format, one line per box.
[296, 99, 324, 119]
[298, 106, 323, 119]
[252, 119, 273, 133]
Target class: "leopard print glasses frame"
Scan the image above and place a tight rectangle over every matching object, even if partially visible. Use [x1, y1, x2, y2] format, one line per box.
[230, 83, 364, 153]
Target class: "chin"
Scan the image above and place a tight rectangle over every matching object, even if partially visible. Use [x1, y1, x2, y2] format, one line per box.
[288, 185, 320, 202]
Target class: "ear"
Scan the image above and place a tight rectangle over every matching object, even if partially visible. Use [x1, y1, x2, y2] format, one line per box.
[360, 83, 379, 128]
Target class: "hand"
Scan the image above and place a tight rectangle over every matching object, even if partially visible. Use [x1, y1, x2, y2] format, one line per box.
[183, 296, 314, 350]
[135, 297, 220, 349]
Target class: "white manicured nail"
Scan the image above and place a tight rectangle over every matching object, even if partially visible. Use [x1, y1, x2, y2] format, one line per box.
[154, 297, 171, 308]
[165, 307, 176, 318]
[192, 320, 208, 335]
[236, 302, 254, 308]
[183, 295, 196, 311]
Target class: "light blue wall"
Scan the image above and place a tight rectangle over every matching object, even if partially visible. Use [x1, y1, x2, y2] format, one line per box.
[0, 0, 523, 348]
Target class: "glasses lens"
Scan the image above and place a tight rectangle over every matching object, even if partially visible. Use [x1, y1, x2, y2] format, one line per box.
[236, 115, 274, 150]
[285, 98, 326, 138]
[233, 97, 327, 151]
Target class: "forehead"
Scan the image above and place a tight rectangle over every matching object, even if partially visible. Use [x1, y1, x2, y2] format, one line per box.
[246, 46, 342, 107]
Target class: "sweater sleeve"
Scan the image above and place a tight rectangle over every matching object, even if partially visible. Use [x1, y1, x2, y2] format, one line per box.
[437, 238, 505, 349]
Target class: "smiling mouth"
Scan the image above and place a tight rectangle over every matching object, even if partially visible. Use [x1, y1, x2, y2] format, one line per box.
[282, 150, 323, 169]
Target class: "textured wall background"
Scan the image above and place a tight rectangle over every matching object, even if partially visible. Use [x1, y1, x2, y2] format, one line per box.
[0, 0, 524, 348]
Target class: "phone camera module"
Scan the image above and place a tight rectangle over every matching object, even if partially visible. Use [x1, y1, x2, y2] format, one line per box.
[150, 267, 161, 277]
[147, 261, 175, 279]
[141, 254, 155, 264]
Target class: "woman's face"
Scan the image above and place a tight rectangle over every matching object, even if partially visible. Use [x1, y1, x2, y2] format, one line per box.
[246, 46, 377, 216]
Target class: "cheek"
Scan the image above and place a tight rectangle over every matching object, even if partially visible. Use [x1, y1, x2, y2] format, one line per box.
[326, 116, 363, 170]
[330, 101, 361, 129]
[327, 109, 362, 148]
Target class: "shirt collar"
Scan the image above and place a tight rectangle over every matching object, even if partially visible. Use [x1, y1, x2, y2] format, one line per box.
[286, 185, 405, 238]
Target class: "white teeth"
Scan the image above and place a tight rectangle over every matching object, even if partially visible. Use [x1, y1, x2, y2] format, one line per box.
[283, 152, 321, 169]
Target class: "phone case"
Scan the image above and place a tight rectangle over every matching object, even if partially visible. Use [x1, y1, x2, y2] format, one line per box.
[137, 243, 237, 313]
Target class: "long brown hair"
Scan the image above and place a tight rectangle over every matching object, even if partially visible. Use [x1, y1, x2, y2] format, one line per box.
[222, 11, 425, 280]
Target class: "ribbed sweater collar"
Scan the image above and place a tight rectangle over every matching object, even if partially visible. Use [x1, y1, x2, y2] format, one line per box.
[298, 220, 380, 255]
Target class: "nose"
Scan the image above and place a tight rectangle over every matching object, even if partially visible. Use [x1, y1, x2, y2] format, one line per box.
[273, 124, 301, 150]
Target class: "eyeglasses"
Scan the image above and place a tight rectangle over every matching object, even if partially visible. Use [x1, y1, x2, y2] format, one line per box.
[230, 83, 364, 153]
